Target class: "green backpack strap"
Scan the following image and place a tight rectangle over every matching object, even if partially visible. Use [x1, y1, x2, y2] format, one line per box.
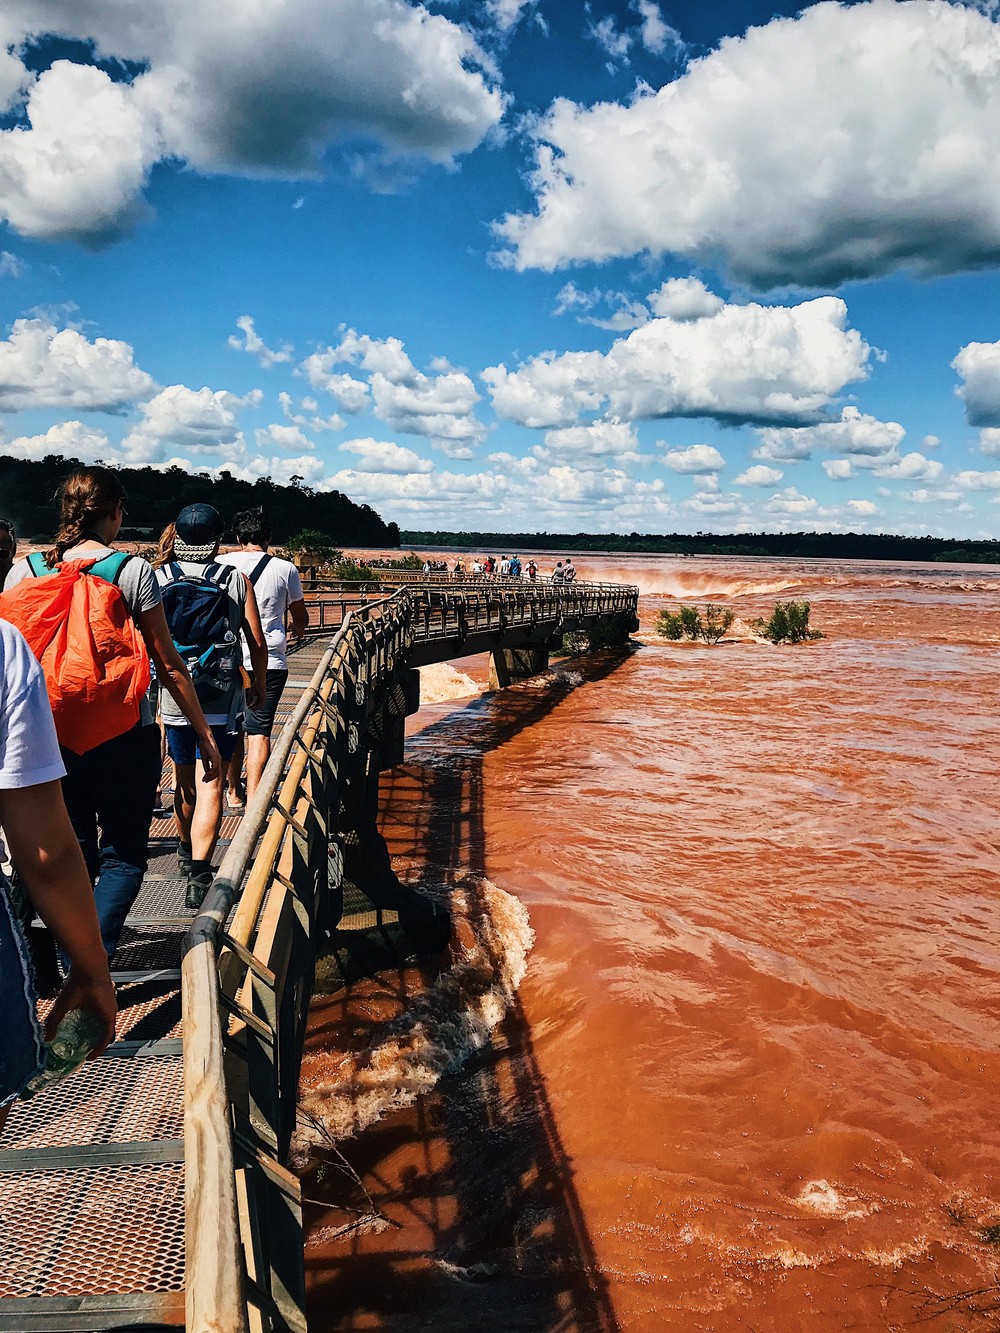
[26, 551, 53, 577]
[87, 552, 133, 585]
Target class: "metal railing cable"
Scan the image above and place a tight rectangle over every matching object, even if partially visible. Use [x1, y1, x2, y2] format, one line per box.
[182, 590, 411, 1333]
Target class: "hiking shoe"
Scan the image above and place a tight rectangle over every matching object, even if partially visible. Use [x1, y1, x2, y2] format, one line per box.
[178, 841, 192, 877]
[185, 867, 214, 911]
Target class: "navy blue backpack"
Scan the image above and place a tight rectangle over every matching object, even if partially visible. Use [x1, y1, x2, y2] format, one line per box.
[159, 562, 238, 707]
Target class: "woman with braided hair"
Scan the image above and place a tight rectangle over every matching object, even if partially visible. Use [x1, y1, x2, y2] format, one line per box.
[3, 467, 221, 957]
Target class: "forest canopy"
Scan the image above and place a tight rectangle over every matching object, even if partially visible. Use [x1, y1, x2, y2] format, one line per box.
[0, 455, 399, 547]
[401, 529, 1000, 564]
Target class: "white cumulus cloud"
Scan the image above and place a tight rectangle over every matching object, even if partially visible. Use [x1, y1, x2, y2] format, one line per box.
[541, 419, 640, 458]
[484, 293, 870, 429]
[120, 384, 260, 462]
[734, 464, 783, 486]
[754, 406, 904, 463]
[308, 328, 484, 443]
[254, 423, 315, 451]
[228, 315, 292, 368]
[952, 339, 1000, 426]
[495, 1, 1000, 288]
[2, 419, 112, 462]
[339, 437, 433, 473]
[0, 318, 156, 412]
[0, 0, 504, 243]
[662, 443, 725, 474]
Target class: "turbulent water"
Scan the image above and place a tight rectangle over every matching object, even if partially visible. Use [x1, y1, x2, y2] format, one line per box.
[301, 554, 1000, 1332]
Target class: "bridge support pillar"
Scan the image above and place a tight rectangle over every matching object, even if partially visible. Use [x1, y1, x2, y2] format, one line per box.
[489, 645, 549, 690]
[367, 667, 420, 772]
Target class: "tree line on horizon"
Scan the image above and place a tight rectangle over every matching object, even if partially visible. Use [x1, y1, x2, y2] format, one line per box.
[0, 455, 400, 548]
[400, 528, 1000, 564]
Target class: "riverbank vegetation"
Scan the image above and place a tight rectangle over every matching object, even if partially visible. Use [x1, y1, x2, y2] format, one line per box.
[402, 529, 1000, 564]
[1, 455, 399, 547]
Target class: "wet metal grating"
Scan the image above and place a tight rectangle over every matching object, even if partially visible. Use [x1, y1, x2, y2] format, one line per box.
[3, 1052, 183, 1151]
[0, 1160, 185, 1298]
[112, 924, 186, 971]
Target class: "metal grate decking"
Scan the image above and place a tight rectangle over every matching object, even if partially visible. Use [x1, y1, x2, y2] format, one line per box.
[0, 637, 336, 1331]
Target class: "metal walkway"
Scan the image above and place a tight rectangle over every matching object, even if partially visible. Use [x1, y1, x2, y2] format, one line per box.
[0, 580, 639, 1333]
[0, 642, 329, 1333]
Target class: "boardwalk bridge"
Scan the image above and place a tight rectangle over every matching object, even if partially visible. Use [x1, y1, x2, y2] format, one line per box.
[0, 576, 638, 1333]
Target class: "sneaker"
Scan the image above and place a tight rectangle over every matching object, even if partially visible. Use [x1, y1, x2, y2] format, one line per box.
[178, 841, 192, 877]
[185, 866, 214, 911]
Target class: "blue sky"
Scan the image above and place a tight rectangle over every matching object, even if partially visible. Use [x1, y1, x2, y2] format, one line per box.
[3, 0, 1000, 537]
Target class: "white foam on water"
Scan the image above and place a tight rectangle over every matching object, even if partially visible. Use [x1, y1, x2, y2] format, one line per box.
[792, 1179, 869, 1219]
[291, 876, 534, 1166]
[514, 668, 584, 691]
[419, 662, 483, 705]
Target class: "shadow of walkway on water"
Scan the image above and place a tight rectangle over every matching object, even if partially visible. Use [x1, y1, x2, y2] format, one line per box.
[302, 651, 633, 1333]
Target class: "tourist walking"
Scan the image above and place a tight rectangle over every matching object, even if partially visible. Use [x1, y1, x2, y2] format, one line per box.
[155, 504, 267, 907]
[551, 561, 566, 584]
[1, 467, 221, 956]
[220, 507, 308, 807]
[0, 617, 118, 1129]
[0, 519, 15, 588]
[563, 558, 578, 583]
[526, 559, 537, 582]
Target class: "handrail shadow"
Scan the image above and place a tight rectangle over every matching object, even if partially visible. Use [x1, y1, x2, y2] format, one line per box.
[301, 649, 632, 1332]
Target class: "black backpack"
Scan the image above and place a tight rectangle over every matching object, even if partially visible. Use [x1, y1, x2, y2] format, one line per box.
[159, 562, 238, 707]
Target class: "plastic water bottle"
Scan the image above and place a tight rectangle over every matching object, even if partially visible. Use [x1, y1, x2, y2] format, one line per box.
[21, 1008, 105, 1099]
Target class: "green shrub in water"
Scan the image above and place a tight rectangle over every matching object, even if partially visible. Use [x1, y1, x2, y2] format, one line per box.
[751, 600, 823, 644]
[655, 603, 735, 644]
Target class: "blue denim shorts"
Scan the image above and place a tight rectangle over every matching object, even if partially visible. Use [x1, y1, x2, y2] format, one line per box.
[0, 877, 44, 1108]
[165, 723, 239, 766]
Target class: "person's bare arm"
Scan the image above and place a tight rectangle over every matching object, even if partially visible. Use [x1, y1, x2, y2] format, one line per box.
[0, 783, 117, 1055]
[240, 577, 267, 710]
[138, 603, 222, 781]
[287, 597, 309, 642]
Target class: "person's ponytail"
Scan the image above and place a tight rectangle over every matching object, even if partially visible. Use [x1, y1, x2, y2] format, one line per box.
[45, 467, 126, 568]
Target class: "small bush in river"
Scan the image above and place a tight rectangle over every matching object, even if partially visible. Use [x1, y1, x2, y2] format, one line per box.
[655, 603, 735, 644]
[751, 600, 823, 644]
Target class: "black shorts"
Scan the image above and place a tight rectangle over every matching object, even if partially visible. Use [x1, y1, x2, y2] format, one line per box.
[244, 669, 289, 737]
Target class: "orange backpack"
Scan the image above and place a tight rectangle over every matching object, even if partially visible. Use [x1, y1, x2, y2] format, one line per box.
[0, 553, 151, 755]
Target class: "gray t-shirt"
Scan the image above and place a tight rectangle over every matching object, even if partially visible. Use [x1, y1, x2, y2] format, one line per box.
[154, 560, 247, 728]
[4, 545, 161, 727]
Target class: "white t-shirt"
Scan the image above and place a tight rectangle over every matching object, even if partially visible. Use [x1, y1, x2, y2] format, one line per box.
[218, 551, 304, 670]
[0, 618, 66, 790]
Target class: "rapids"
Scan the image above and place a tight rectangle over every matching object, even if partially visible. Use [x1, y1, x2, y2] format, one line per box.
[301, 554, 1000, 1332]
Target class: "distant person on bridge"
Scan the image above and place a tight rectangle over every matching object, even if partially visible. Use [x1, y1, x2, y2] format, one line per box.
[0, 519, 15, 589]
[563, 558, 577, 583]
[2, 466, 222, 957]
[551, 561, 566, 584]
[155, 504, 267, 909]
[526, 559, 537, 582]
[220, 508, 308, 808]
[0, 618, 118, 1128]
[509, 555, 521, 579]
[499, 556, 511, 578]
[453, 559, 464, 576]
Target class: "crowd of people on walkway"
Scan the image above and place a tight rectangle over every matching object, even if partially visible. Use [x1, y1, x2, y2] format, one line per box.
[443, 554, 577, 584]
[0, 466, 307, 1119]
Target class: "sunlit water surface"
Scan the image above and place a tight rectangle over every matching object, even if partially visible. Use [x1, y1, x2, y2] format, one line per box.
[302, 554, 1000, 1332]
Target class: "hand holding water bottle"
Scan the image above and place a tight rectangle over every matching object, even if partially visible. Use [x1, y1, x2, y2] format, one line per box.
[44, 952, 117, 1059]
[22, 1007, 109, 1099]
